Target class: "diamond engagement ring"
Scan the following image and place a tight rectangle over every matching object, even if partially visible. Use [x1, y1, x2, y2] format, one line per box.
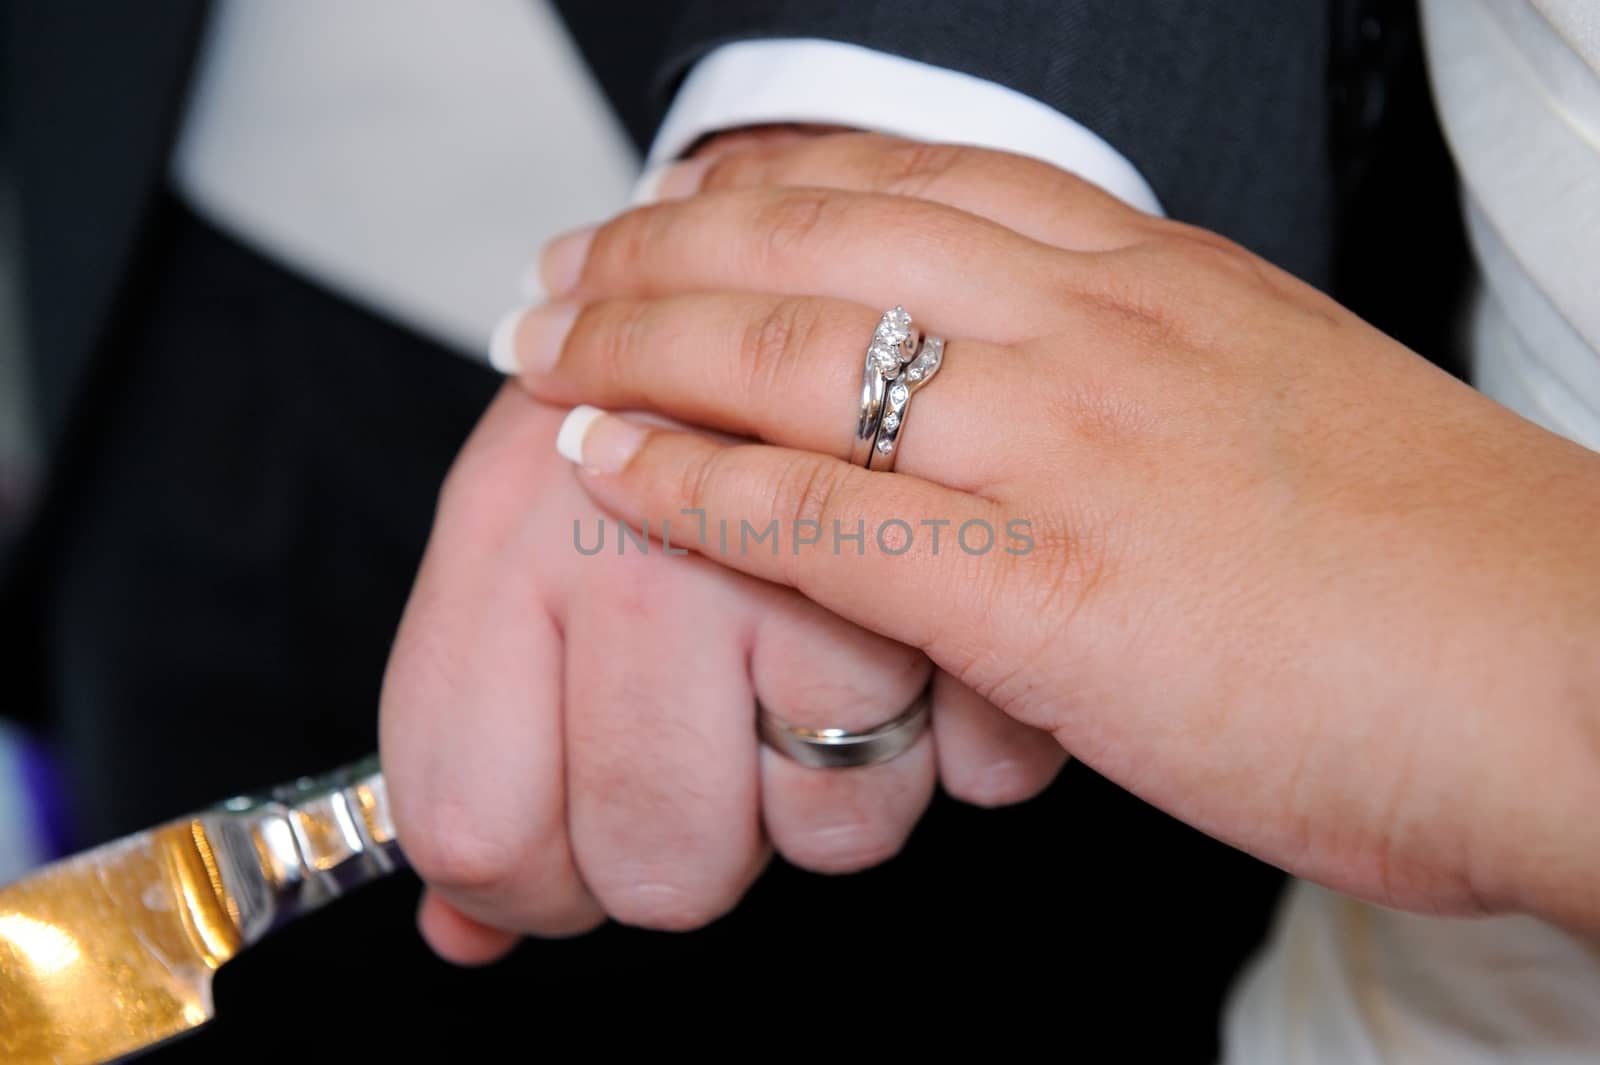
[867, 334, 945, 473]
[758, 690, 931, 769]
[849, 306, 919, 468]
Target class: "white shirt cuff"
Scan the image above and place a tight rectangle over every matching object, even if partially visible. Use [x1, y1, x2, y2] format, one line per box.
[641, 37, 1164, 217]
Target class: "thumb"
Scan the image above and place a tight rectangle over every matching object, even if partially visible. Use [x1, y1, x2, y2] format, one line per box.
[416, 889, 520, 967]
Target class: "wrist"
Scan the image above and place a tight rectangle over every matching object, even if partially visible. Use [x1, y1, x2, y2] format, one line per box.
[1475, 532, 1600, 935]
[1513, 668, 1600, 936]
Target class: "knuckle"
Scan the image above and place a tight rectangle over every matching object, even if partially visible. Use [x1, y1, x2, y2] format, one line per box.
[961, 517, 1111, 719]
[379, 619, 460, 735]
[1087, 231, 1276, 351]
[1161, 230, 1259, 284]
[677, 447, 851, 558]
[402, 805, 527, 896]
[757, 189, 836, 265]
[1071, 266, 1185, 342]
[1026, 511, 1112, 618]
[593, 205, 664, 284]
[758, 644, 927, 733]
[774, 455, 858, 594]
[871, 139, 969, 198]
[774, 667, 924, 725]
[700, 149, 754, 192]
[737, 297, 819, 403]
[587, 298, 651, 387]
[676, 442, 736, 519]
[777, 451, 849, 532]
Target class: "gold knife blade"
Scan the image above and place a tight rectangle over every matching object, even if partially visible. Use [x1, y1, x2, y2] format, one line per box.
[0, 756, 399, 1064]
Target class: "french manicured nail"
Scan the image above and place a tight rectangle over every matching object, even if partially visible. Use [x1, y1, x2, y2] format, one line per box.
[629, 164, 668, 205]
[488, 308, 523, 374]
[541, 226, 595, 297]
[488, 303, 579, 376]
[518, 261, 546, 303]
[654, 156, 713, 200]
[632, 156, 712, 204]
[556, 405, 648, 474]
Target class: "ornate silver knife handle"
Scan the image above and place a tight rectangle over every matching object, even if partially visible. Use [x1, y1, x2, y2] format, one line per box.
[201, 754, 406, 944]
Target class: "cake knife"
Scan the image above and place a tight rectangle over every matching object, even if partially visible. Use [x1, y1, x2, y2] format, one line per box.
[0, 755, 401, 1064]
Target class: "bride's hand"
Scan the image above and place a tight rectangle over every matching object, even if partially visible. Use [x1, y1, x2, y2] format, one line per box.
[509, 134, 1600, 935]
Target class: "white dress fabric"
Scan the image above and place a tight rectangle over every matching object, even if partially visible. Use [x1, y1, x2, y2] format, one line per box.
[171, 0, 639, 358]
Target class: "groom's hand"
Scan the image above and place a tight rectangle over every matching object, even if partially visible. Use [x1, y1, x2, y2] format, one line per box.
[379, 131, 1067, 964]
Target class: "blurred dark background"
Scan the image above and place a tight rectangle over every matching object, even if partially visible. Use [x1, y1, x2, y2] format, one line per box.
[0, 9, 37, 560]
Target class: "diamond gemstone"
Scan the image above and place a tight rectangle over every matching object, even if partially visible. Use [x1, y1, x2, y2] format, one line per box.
[889, 382, 909, 405]
[906, 367, 923, 381]
[869, 342, 901, 376]
[881, 412, 900, 431]
[876, 306, 911, 345]
[876, 437, 895, 454]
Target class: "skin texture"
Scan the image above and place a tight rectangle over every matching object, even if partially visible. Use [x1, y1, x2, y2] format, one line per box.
[378, 131, 1065, 964]
[518, 134, 1600, 937]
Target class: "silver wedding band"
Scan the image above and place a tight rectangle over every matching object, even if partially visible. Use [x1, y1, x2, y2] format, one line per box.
[867, 335, 944, 472]
[758, 692, 931, 769]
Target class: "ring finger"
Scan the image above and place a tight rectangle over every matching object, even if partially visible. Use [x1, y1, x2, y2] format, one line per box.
[750, 588, 936, 873]
[503, 293, 1028, 492]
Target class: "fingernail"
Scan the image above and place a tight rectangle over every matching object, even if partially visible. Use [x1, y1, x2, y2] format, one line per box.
[517, 261, 546, 303]
[541, 225, 595, 297]
[525, 302, 580, 375]
[556, 405, 648, 474]
[656, 155, 712, 199]
[629, 163, 667, 205]
[488, 308, 523, 374]
[633, 156, 712, 204]
[488, 304, 579, 377]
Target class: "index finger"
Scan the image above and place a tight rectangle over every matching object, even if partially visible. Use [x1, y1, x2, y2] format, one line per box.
[540, 186, 1082, 343]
